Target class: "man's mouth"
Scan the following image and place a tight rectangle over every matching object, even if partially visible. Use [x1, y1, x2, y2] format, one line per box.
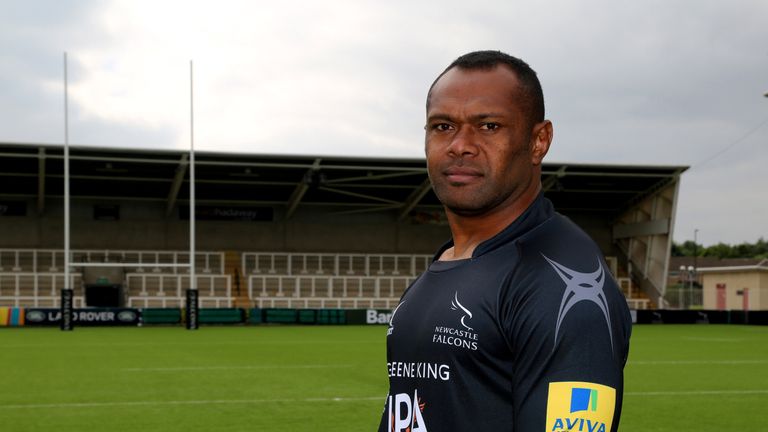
[443, 167, 483, 184]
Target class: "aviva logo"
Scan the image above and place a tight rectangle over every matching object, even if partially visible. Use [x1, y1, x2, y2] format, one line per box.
[546, 382, 615, 432]
[570, 388, 598, 413]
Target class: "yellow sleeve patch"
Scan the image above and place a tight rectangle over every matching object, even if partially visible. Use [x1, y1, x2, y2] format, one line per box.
[545, 381, 616, 432]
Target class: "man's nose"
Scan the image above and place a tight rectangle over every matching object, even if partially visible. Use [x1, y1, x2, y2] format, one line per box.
[447, 125, 479, 158]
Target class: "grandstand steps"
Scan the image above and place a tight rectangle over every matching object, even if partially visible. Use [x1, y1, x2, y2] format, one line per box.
[617, 275, 653, 309]
[225, 251, 249, 308]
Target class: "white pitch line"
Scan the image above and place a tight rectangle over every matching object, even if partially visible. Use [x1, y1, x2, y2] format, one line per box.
[629, 359, 767, 365]
[3, 390, 767, 410]
[0, 396, 384, 410]
[626, 390, 768, 396]
[122, 364, 354, 372]
[0, 340, 380, 349]
[682, 337, 745, 343]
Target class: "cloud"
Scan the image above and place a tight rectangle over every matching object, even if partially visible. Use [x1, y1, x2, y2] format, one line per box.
[0, 0, 766, 244]
[676, 145, 768, 246]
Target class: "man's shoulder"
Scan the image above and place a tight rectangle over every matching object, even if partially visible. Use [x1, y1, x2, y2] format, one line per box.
[506, 212, 620, 308]
[517, 212, 602, 259]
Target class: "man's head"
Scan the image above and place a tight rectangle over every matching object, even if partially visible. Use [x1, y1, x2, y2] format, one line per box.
[427, 50, 545, 132]
[424, 50, 553, 218]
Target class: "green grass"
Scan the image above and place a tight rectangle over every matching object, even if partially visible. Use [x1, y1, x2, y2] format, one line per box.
[622, 325, 768, 431]
[0, 324, 766, 431]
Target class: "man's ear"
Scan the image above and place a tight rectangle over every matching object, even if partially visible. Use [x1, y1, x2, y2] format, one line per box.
[530, 120, 553, 166]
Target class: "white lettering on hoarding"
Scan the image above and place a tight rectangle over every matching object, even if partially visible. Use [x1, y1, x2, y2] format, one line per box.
[367, 309, 393, 324]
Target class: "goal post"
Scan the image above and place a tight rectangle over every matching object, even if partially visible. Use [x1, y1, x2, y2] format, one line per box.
[59, 55, 199, 330]
[185, 60, 199, 330]
[61, 52, 73, 331]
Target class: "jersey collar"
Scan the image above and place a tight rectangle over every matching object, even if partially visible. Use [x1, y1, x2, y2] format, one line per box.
[434, 192, 554, 262]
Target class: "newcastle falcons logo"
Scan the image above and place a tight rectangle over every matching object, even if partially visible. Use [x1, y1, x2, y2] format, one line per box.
[387, 302, 405, 336]
[542, 254, 613, 352]
[451, 291, 473, 331]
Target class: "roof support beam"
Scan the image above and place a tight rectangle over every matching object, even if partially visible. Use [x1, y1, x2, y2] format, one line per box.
[285, 158, 321, 219]
[330, 204, 402, 216]
[317, 186, 401, 205]
[618, 169, 684, 215]
[37, 147, 46, 215]
[542, 165, 567, 192]
[398, 178, 433, 221]
[325, 171, 424, 185]
[165, 154, 188, 217]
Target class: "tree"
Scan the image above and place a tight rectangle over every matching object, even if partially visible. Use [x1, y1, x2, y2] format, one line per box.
[703, 242, 734, 259]
[672, 240, 701, 257]
[671, 237, 768, 259]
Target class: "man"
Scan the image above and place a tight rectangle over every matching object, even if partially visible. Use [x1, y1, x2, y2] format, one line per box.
[378, 51, 631, 432]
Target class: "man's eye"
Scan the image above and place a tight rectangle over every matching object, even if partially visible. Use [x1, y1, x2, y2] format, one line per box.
[481, 123, 500, 131]
[431, 123, 453, 131]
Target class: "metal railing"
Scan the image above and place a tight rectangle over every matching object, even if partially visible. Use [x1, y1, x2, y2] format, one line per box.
[247, 274, 415, 299]
[0, 248, 225, 274]
[241, 252, 432, 277]
[252, 297, 399, 309]
[125, 273, 232, 307]
[663, 285, 703, 310]
[127, 296, 231, 308]
[0, 272, 84, 307]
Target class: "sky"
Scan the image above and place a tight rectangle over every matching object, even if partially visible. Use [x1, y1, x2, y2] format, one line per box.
[1, 0, 766, 246]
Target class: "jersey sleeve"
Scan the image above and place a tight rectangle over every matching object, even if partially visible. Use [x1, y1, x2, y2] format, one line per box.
[499, 251, 631, 432]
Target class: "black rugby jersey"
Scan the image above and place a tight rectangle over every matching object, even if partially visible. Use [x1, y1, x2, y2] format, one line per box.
[378, 193, 631, 432]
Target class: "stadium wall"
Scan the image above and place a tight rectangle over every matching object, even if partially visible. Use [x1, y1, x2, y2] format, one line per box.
[562, 211, 614, 253]
[0, 198, 623, 256]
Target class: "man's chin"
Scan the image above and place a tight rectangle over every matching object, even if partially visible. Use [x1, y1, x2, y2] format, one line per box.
[443, 203, 491, 218]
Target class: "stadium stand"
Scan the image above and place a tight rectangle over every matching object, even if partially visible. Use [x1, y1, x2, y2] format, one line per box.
[0, 144, 685, 312]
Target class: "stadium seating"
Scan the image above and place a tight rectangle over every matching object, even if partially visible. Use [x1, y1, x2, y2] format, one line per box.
[0, 249, 429, 310]
[243, 252, 428, 309]
[0, 249, 650, 310]
[0, 271, 84, 307]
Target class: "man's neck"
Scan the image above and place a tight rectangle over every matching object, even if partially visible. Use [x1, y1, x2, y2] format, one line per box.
[440, 184, 541, 261]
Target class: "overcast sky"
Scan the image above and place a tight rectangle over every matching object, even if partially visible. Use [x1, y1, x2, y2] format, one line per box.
[1, 0, 766, 246]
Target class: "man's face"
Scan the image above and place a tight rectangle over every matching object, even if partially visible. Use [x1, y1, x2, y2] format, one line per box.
[425, 66, 543, 217]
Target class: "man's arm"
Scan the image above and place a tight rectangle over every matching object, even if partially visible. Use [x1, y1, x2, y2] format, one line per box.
[500, 254, 632, 431]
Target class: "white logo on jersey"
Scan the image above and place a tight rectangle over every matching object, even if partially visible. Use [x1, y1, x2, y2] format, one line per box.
[387, 390, 428, 432]
[542, 254, 613, 351]
[450, 291, 473, 331]
[387, 302, 405, 336]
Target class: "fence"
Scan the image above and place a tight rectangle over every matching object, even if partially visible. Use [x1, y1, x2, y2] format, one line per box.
[241, 252, 432, 277]
[663, 285, 703, 310]
[126, 274, 232, 308]
[0, 248, 225, 274]
[0, 272, 84, 307]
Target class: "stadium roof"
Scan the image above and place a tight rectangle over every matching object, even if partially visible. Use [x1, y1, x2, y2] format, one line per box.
[0, 142, 687, 220]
